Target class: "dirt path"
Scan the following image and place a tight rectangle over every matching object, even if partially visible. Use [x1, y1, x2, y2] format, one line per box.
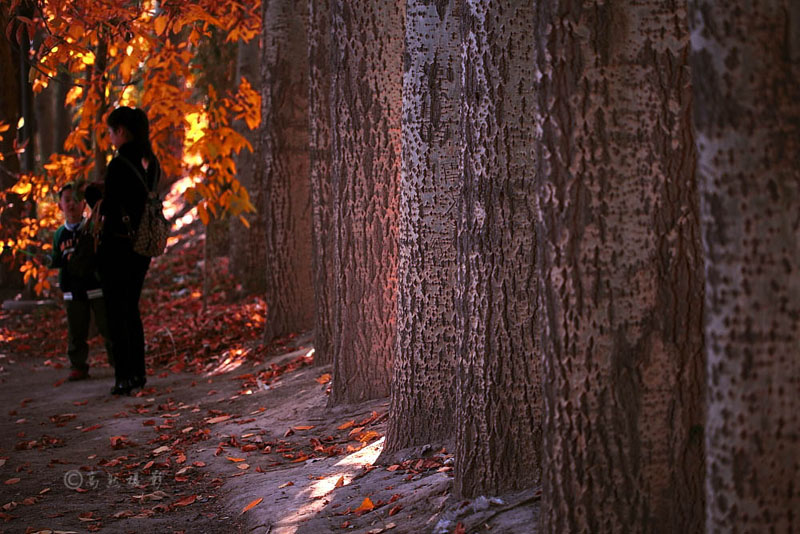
[1, 326, 538, 534]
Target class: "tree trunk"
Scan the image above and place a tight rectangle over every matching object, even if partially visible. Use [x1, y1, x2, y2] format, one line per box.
[534, 1, 705, 532]
[230, 38, 267, 295]
[16, 1, 35, 173]
[328, 0, 403, 404]
[34, 81, 55, 166]
[0, 6, 24, 291]
[0, 6, 21, 185]
[308, 0, 334, 366]
[453, 0, 541, 498]
[53, 72, 71, 156]
[688, 2, 800, 532]
[383, 0, 461, 458]
[261, 0, 314, 342]
[91, 39, 107, 182]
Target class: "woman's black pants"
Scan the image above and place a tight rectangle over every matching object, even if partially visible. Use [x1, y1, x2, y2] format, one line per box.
[98, 238, 151, 383]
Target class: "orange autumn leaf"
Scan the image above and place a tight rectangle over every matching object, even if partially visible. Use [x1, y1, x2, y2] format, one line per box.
[226, 456, 246, 462]
[334, 476, 345, 488]
[338, 420, 355, 430]
[354, 497, 375, 515]
[293, 425, 315, 431]
[174, 494, 197, 507]
[241, 497, 262, 513]
[315, 373, 331, 384]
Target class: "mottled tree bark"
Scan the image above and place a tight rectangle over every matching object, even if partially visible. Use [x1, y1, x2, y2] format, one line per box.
[308, 0, 334, 366]
[383, 0, 461, 457]
[534, 1, 705, 532]
[230, 38, 267, 295]
[261, 0, 314, 342]
[688, 2, 800, 532]
[328, 0, 403, 404]
[454, 0, 541, 498]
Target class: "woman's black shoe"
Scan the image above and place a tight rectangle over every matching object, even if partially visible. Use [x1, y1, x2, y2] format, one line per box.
[129, 375, 147, 390]
[110, 380, 132, 395]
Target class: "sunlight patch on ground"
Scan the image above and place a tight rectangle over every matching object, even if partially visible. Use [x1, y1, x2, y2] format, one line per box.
[205, 347, 250, 377]
[272, 438, 386, 534]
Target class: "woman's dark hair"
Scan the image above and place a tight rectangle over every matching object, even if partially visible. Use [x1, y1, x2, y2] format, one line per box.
[107, 106, 160, 185]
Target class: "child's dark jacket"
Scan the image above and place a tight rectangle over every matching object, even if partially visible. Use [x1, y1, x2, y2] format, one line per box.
[52, 221, 103, 300]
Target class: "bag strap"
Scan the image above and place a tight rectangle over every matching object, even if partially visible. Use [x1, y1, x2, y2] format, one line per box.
[118, 155, 159, 197]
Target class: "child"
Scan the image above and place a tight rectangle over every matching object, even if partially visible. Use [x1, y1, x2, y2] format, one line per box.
[52, 184, 114, 380]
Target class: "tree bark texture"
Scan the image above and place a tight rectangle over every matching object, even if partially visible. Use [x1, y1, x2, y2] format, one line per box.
[534, 2, 705, 532]
[308, 0, 334, 366]
[230, 38, 267, 295]
[454, 0, 541, 498]
[688, 2, 800, 532]
[261, 0, 314, 342]
[328, 0, 403, 404]
[384, 0, 461, 456]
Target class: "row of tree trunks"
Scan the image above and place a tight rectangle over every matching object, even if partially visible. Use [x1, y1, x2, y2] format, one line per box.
[327, 0, 403, 404]
[260, 0, 314, 342]
[688, 2, 800, 532]
[241, 3, 798, 530]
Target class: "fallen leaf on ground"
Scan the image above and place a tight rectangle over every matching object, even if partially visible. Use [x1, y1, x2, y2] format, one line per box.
[226, 456, 246, 463]
[278, 481, 293, 488]
[173, 494, 197, 507]
[337, 420, 355, 430]
[113, 510, 135, 518]
[4, 478, 20, 485]
[207, 415, 230, 424]
[81, 424, 102, 432]
[315, 373, 331, 384]
[293, 425, 315, 431]
[334, 476, 345, 488]
[354, 497, 375, 515]
[241, 497, 262, 513]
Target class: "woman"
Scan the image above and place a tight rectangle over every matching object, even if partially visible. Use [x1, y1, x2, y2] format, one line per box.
[87, 106, 160, 395]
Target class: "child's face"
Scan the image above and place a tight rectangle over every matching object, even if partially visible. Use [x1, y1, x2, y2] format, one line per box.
[58, 189, 84, 225]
